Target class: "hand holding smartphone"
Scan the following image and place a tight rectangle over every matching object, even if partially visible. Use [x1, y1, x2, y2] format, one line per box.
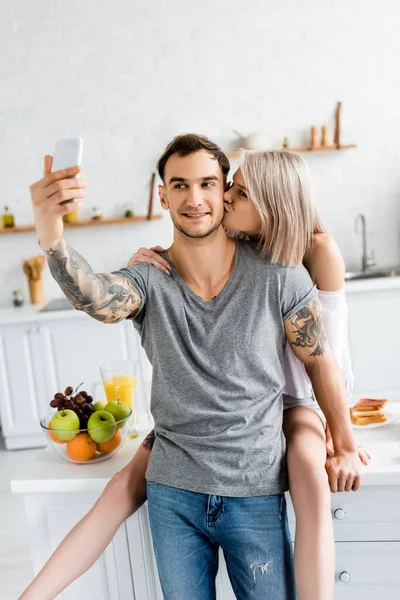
[29, 137, 86, 250]
[52, 138, 84, 205]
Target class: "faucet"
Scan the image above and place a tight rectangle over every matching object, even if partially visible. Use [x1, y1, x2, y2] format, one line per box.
[355, 213, 376, 272]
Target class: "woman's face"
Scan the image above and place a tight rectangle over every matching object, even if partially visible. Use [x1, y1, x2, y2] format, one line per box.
[223, 168, 262, 237]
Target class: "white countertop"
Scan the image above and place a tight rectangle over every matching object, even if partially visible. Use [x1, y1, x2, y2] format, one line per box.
[10, 405, 400, 493]
[10, 435, 146, 494]
[345, 275, 400, 294]
[0, 301, 87, 325]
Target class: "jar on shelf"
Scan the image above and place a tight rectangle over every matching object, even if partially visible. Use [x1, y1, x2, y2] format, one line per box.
[91, 206, 103, 220]
[12, 290, 24, 307]
[2, 206, 15, 228]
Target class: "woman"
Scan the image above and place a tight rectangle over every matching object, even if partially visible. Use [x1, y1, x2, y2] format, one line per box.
[20, 150, 369, 600]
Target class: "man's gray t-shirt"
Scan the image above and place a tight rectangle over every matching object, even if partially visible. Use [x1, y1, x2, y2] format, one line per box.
[118, 240, 317, 497]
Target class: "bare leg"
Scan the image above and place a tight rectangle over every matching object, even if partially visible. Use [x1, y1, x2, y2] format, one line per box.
[19, 434, 153, 600]
[283, 407, 335, 600]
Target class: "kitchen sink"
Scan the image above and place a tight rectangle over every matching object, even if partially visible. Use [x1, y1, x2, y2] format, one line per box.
[345, 267, 400, 281]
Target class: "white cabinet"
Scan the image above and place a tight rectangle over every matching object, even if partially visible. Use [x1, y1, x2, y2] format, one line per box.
[12, 426, 400, 600]
[287, 485, 400, 598]
[21, 489, 239, 600]
[19, 485, 400, 599]
[0, 323, 48, 449]
[334, 542, 400, 599]
[0, 313, 149, 450]
[24, 491, 136, 600]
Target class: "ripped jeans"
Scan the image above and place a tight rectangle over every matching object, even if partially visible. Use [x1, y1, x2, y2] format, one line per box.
[147, 482, 296, 600]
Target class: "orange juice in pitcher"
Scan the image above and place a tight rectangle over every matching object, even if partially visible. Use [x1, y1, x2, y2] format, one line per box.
[103, 375, 137, 408]
[100, 361, 138, 438]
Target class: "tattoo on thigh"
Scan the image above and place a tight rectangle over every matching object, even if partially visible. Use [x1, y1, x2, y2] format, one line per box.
[142, 429, 155, 451]
[289, 299, 327, 357]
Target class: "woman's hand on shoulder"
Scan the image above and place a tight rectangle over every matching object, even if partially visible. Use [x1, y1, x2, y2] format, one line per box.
[127, 246, 171, 275]
[305, 233, 345, 291]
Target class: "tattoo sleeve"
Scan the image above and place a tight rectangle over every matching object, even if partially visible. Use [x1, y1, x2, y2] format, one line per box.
[42, 237, 141, 323]
[142, 429, 155, 452]
[288, 299, 327, 357]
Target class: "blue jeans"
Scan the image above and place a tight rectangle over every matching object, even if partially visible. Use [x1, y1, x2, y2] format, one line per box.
[147, 482, 296, 600]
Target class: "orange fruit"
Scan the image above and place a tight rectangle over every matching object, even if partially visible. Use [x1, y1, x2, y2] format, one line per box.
[48, 422, 67, 444]
[97, 429, 122, 454]
[66, 432, 97, 461]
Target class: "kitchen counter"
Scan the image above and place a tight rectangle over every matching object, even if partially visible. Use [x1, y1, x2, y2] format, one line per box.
[11, 435, 146, 493]
[345, 274, 400, 294]
[0, 300, 86, 325]
[0, 273, 399, 324]
[10, 403, 400, 494]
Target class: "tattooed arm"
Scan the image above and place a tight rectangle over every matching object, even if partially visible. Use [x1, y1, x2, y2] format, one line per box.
[43, 236, 141, 323]
[30, 157, 141, 323]
[284, 298, 361, 491]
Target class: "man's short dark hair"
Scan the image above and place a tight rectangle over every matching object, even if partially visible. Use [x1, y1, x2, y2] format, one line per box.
[157, 134, 230, 183]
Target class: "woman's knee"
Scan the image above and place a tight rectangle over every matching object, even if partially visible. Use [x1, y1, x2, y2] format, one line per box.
[284, 410, 330, 509]
[287, 447, 330, 513]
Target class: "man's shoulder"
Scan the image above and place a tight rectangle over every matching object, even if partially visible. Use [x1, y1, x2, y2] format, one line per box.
[239, 240, 298, 277]
[117, 262, 150, 285]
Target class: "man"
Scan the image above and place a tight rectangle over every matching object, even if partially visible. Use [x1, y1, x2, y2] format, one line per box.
[30, 134, 361, 599]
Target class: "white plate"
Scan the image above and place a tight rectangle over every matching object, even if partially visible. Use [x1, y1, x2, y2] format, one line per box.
[351, 410, 398, 429]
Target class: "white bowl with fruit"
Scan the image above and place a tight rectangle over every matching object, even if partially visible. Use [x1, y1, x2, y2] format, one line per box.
[40, 384, 132, 463]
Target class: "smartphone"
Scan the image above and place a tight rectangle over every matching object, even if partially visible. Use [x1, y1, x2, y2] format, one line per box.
[52, 138, 84, 204]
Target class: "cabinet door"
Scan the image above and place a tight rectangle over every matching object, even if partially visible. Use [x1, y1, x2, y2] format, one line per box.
[25, 491, 135, 600]
[0, 323, 46, 439]
[39, 317, 130, 395]
[335, 542, 400, 599]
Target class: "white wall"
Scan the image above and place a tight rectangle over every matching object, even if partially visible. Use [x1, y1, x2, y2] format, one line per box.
[1, 0, 399, 307]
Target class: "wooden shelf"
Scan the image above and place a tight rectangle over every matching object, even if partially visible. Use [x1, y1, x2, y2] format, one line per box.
[227, 144, 357, 159]
[0, 214, 162, 235]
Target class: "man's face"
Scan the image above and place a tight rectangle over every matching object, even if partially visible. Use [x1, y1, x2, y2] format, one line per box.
[159, 150, 225, 239]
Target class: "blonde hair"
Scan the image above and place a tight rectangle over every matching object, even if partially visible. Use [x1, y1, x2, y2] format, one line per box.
[241, 150, 326, 266]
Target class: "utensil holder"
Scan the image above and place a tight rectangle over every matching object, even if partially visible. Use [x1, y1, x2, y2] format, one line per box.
[28, 279, 45, 304]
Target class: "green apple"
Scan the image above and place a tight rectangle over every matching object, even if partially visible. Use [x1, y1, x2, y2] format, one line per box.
[50, 409, 80, 441]
[93, 400, 107, 411]
[104, 401, 131, 429]
[87, 410, 117, 443]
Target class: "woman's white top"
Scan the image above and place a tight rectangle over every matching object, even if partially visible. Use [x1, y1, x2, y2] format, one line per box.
[283, 288, 355, 399]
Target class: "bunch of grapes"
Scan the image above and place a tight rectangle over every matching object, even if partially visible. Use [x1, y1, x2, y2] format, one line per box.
[50, 382, 95, 429]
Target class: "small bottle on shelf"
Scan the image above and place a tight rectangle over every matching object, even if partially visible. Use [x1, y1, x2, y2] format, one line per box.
[2, 206, 15, 228]
[91, 206, 103, 220]
[321, 125, 329, 148]
[310, 126, 319, 150]
[282, 137, 289, 149]
[12, 290, 24, 307]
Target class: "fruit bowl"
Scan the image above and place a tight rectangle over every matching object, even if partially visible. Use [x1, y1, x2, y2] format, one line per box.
[40, 407, 132, 464]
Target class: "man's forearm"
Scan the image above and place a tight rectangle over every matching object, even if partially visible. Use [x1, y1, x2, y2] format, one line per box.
[41, 236, 140, 323]
[306, 358, 357, 453]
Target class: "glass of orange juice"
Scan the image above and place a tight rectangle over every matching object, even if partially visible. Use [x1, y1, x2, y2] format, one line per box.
[100, 360, 138, 439]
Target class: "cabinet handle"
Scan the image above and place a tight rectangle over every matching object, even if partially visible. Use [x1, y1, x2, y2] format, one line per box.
[339, 571, 351, 583]
[28, 326, 40, 334]
[333, 508, 346, 520]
